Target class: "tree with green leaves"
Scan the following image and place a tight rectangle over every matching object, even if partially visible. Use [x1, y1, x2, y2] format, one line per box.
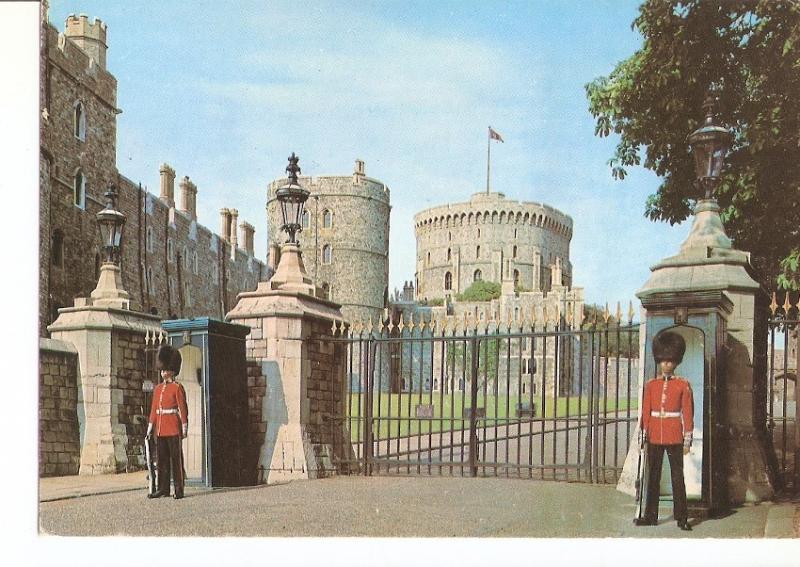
[586, 0, 800, 289]
[456, 280, 502, 302]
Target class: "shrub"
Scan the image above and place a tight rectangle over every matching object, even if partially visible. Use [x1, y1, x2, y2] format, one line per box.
[456, 281, 501, 302]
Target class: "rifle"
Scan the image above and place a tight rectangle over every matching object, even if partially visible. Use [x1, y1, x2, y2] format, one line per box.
[145, 434, 158, 496]
[634, 429, 648, 520]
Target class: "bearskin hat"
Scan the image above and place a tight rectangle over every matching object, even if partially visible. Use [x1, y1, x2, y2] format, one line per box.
[156, 344, 182, 374]
[652, 331, 686, 364]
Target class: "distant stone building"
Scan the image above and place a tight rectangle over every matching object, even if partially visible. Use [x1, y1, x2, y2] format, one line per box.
[39, 9, 267, 337]
[414, 191, 573, 302]
[266, 159, 390, 323]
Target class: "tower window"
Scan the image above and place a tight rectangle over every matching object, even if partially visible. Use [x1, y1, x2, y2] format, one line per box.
[322, 209, 333, 229]
[473, 269, 482, 282]
[146, 227, 154, 254]
[447, 248, 452, 262]
[444, 271, 452, 291]
[322, 244, 332, 264]
[73, 101, 86, 141]
[321, 282, 331, 300]
[514, 269, 520, 286]
[147, 267, 155, 295]
[476, 245, 480, 258]
[193, 251, 199, 275]
[51, 229, 64, 268]
[512, 245, 517, 258]
[301, 210, 310, 229]
[73, 170, 86, 209]
[427, 251, 431, 266]
[168, 238, 175, 263]
[183, 246, 189, 271]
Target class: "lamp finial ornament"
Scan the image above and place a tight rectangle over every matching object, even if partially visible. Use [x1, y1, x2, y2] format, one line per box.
[286, 153, 301, 184]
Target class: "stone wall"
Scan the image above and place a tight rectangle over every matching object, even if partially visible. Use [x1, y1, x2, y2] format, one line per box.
[39, 339, 80, 477]
[110, 330, 150, 471]
[39, 16, 268, 337]
[266, 165, 391, 324]
[414, 192, 573, 301]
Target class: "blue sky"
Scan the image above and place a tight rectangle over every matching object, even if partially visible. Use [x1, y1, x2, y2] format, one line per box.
[48, 0, 690, 307]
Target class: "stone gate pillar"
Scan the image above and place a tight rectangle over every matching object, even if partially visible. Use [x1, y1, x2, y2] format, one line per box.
[48, 299, 161, 474]
[227, 243, 349, 484]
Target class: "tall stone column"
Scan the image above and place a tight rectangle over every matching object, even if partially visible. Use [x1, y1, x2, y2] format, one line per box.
[48, 300, 161, 474]
[227, 243, 349, 484]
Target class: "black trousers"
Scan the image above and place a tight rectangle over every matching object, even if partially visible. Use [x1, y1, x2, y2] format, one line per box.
[156, 435, 185, 497]
[643, 443, 688, 522]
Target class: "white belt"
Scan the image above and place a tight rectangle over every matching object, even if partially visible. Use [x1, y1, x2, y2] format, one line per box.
[651, 411, 680, 418]
[157, 408, 179, 415]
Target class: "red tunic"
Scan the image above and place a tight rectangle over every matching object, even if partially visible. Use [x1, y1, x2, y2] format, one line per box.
[640, 375, 694, 446]
[148, 381, 188, 437]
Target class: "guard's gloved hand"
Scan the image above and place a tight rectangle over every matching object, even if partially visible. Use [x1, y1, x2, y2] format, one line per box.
[182, 425, 188, 439]
[638, 428, 647, 447]
[146, 423, 153, 439]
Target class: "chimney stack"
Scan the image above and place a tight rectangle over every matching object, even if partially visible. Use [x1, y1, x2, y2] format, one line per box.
[353, 158, 365, 185]
[229, 209, 239, 258]
[159, 163, 176, 207]
[220, 208, 231, 242]
[179, 176, 197, 220]
[240, 222, 255, 255]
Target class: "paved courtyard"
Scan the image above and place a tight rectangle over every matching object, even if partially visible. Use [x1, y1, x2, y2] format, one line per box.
[40, 474, 798, 539]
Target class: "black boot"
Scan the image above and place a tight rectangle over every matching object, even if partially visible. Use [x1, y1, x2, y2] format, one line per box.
[633, 517, 657, 526]
[677, 520, 692, 531]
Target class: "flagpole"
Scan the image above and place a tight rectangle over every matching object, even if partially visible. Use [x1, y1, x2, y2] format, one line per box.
[486, 126, 491, 194]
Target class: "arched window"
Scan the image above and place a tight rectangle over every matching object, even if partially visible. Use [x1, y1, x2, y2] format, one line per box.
[146, 227, 154, 254]
[167, 238, 174, 262]
[193, 251, 199, 275]
[322, 209, 333, 229]
[473, 269, 482, 282]
[301, 210, 310, 229]
[73, 101, 86, 141]
[183, 246, 189, 270]
[512, 245, 517, 258]
[427, 252, 431, 265]
[73, 170, 86, 209]
[448, 231, 452, 241]
[514, 229, 518, 239]
[477, 228, 481, 238]
[322, 244, 332, 264]
[476, 245, 480, 258]
[447, 248, 451, 262]
[444, 271, 452, 291]
[51, 229, 64, 268]
[513, 269, 520, 286]
[321, 282, 330, 300]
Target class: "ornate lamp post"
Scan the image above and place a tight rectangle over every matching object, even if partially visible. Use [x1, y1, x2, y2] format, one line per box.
[687, 95, 733, 200]
[90, 184, 130, 308]
[269, 153, 315, 294]
[275, 153, 310, 244]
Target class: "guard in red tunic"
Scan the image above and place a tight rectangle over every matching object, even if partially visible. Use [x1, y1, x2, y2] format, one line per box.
[635, 331, 694, 531]
[146, 345, 188, 499]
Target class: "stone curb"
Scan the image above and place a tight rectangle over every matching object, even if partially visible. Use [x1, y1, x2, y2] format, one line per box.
[763, 503, 799, 538]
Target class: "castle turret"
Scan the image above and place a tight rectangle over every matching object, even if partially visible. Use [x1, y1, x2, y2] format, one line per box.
[159, 164, 176, 208]
[64, 14, 108, 70]
[179, 176, 197, 220]
[229, 209, 239, 257]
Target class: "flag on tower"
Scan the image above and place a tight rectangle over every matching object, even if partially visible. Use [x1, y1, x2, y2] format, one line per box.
[489, 126, 504, 143]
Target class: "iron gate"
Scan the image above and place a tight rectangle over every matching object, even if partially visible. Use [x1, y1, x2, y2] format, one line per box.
[766, 292, 799, 491]
[328, 306, 640, 484]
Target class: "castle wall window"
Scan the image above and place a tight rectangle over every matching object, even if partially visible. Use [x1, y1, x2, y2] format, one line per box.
[476, 245, 480, 258]
[301, 210, 310, 229]
[477, 228, 481, 238]
[146, 227, 154, 254]
[73, 171, 86, 209]
[322, 244, 332, 264]
[73, 101, 86, 141]
[51, 229, 64, 268]
[447, 248, 451, 262]
[444, 271, 452, 291]
[192, 251, 199, 275]
[182, 246, 189, 271]
[513, 269, 520, 286]
[321, 282, 330, 300]
[512, 245, 517, 258]
[427, 252, 431, 266]
[473, 269, 482, 282]
[167, 238, 175, 262]
[322, 209, 333, 229]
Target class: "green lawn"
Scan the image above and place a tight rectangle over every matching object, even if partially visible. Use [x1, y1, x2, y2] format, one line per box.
[346, 392, 638, 440]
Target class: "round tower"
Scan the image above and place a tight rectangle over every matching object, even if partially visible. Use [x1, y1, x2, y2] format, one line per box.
[267, 159, 390, 323]
[414, 192, 573, 302]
